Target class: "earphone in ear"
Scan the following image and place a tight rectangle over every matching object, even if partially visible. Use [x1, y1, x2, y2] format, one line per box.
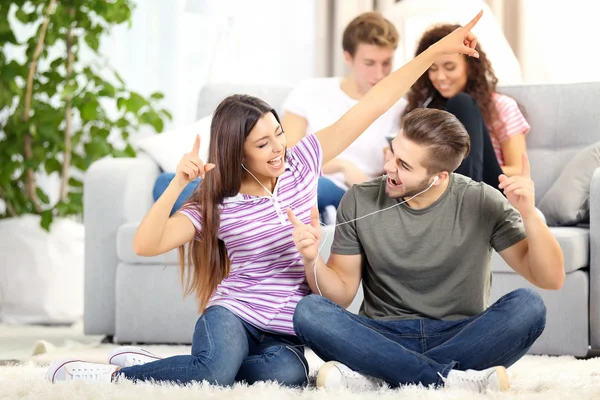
[433, 176, 439, 184]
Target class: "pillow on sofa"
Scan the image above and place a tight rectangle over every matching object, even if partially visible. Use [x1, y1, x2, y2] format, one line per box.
[538, 142, 600, 226]
[137, 115, 212, 173]
[153, 172, 200, 216]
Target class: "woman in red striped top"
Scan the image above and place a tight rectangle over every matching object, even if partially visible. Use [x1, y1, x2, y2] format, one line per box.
[404, 24, 530, 190]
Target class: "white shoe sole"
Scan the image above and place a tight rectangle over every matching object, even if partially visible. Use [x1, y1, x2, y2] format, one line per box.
[316, 361, 338, 389]
[494, 366, 511, 391]
[46, 358, 84, 383]
[317, 362, 510, 392]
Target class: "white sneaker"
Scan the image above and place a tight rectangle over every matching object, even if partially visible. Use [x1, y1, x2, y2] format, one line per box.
[442, 366, 510, 392]
[316, 361, 384, 391]
[46, 358, 117, 383]
[108, 346, 162, 367]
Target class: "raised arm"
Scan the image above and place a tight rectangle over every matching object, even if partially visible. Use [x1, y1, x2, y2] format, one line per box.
[281, 111, 308, 147]
[287, 206, 362, 306]
[316, 11, 482, 165]
[133, 135, 215, 256]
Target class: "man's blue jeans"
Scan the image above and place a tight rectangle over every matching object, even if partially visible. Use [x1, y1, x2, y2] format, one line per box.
[293, 288, 546, 388]
[118, 306, 309, 387]
[317, 177, 345, 214]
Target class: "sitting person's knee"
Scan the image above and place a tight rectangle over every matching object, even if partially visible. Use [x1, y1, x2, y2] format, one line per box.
[273, 347, 309, 387]
[445, 93, 482, 123]
[293, 295, 331, 334]
[446, 92, 477, 110]
[511, 288, 547, 327]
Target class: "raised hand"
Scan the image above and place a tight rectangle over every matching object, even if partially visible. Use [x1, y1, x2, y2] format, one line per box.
[175, 134, 215, 187]
[286, 206, 321, 263]
[498, 153, 536, 219]
[433, 10, 483, 58]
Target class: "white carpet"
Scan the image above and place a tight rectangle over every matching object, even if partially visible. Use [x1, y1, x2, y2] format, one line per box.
[1, 343, 600, 399]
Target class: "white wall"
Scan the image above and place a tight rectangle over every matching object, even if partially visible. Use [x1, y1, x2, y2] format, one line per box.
[518, 0, 598, 84]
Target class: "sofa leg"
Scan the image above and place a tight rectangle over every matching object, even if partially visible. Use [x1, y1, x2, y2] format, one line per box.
[101, 335, 114, 344]
[578, 347, 600, 359]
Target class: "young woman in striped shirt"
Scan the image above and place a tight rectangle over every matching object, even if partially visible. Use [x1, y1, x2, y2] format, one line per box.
[403, 23, 530, 190]
[46, 12, 483, 387]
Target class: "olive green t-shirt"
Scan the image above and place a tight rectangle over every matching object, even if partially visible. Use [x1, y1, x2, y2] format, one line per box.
[332, 173, 527, 320]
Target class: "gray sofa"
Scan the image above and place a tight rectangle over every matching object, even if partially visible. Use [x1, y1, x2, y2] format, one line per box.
[84, 82, 600, 357]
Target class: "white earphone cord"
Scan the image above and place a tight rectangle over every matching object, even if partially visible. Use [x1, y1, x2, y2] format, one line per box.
[242, 164, 438, 297]
[313, 176, 438, 296]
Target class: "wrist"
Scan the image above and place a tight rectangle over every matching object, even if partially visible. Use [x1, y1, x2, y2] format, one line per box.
[303, 256, 317, 267]
[521, 207, 541, 223]
[169, 177, 189, 193]
[425, 42, 443, 58]
[335, 159, 351, 174]
[341, 160, 356, 174]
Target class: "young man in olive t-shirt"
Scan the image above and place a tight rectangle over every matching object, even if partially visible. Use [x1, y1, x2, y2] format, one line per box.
[287, 108, 564, 393]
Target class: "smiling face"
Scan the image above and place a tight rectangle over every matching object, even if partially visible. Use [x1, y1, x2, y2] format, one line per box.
[242, 112, 287, 181]
[383, 131, 437, 199]
[427, 53, 469, 99]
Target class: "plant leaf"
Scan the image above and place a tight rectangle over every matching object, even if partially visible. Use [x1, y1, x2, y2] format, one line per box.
[40, 210, 53, 232]
[36, 187, 50, 204]
[68, 177, 83, 187]
[45, 158, 62, 175]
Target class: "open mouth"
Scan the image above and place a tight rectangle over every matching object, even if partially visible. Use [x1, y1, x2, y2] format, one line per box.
[267, 155, 283, 168]
[387, 176, 401, 188]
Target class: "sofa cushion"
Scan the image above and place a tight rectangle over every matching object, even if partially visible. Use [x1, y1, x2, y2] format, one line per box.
[538, 142, 600, 226]
[117, 222, 180, 265]
[491, 227, 589, 274]
[136, 115, 212, 173]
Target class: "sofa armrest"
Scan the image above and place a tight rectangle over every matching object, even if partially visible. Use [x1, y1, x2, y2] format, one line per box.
[83, 154, 159, 336]
[589, 167, 600, 348]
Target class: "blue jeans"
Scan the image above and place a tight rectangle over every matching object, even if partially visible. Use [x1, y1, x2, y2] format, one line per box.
[293, 288, 546, 388]
[153, 172, 199, 216]
[317, 177, 345, 214]
[118, 306, 309, 387]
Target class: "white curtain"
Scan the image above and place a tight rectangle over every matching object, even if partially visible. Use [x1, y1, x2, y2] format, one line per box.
[101, 0, 205, 131]
[103, 0, 319, 130]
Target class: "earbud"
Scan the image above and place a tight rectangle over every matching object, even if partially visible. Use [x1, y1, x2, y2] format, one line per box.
[433, 176, 439, 184]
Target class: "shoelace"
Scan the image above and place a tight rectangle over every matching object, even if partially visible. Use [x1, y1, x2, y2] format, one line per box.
[131, 356, 145, 366]
[341, 368, 381, 387]
[71, 367, 113, 380]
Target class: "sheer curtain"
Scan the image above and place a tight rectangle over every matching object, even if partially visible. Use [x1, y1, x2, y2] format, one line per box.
[103, 0, 320, 130]
[101, 0, 203, 131]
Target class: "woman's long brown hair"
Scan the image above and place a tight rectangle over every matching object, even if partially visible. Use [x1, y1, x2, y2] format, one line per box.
[404, 24, 503, 138]
[178, 94, 279, 312]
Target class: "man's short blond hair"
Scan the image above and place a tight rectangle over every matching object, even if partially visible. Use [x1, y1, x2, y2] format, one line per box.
[342, 12, 399, 57]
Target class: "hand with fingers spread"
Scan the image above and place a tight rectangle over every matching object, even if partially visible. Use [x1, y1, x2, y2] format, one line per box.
[286, 206, 322, 264]
[432, 10, 483, 58]
[498, 153, 535, 218]
[174, 134, 215, 188]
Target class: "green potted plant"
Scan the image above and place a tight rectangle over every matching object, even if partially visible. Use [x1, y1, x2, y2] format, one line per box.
[0, 0, 171, 324]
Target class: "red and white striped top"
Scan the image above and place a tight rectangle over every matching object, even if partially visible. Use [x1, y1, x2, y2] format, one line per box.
[179, 134, 322, 335]
[490, 93, 531, 165]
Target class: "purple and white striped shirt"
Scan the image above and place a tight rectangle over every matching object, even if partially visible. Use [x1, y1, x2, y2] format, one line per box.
[179, 133, 322, 335]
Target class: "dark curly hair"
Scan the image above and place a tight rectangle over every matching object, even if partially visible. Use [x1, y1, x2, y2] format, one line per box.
[403, 24, 503, 138]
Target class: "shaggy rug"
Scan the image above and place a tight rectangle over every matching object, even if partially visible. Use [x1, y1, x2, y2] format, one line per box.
[1, 342, 600, 399]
